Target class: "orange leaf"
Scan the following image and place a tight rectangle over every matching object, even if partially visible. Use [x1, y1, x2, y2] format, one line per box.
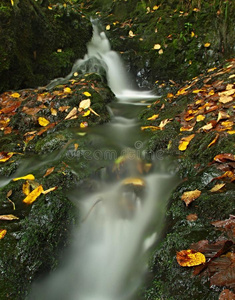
[181, 189, 201, 206]
[0, 229, 7, 239]
[43, 167, 55, 177]
[207, 133, 219, 148]
[23, 185, 44, 205]
[176, 249, 206, 267]
[214, 153, 235, 163]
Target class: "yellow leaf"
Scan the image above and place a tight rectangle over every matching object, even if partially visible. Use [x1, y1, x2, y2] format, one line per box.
[106, 25, 111, 30]
[0, 229, 7, 239]
[129, 30, 135, 38]
[196, 114, 205, 122]
[64, 87, 72, 93]
[192, 89, 204, 93]
[178, 134, 195, 151]
[158, 49, 164, 55]
[176, 249, 206, 267]
[74, 143, 79, 151]
[147, 114, 159, 121]
[51, 108, 57, 116]
[0, 152, 14, 163]
[210, 183, 226, 192]
[73, 72, 78, 77]
[200, 123, 213, 131]
[141, 126, 160, 131]
[38, 117, 50, 127]
[83, 91, 91, 97]
[48, 5, 52, 9]
[153, 5, 160, 10]
[153, 44, 161, 50]
[13, 174, 35, 181]
[181, 189, 201, 206]
[23, 185, 44, 205]
[219, 95, 233, 103]
[80, 122, 88, 128]
[10, 0, 14, 6]
[0, 214, 19, 221]
[208, 133, 219, 148]
[23, 181, 30, 196]
[79, 99, 91, 110]
[82, 110, 91, 117]
[191, 31, 195, 38]
[159, 118, 171, 129]
[11, 92, 20, 98]
[122, 177, 145, 187]
[204, 43, 211, 48]
[227, 130, 235, 135]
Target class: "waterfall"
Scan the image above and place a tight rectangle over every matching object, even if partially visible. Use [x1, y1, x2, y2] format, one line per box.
[46, 20, 155, 101]
[29, 19, 178, 300]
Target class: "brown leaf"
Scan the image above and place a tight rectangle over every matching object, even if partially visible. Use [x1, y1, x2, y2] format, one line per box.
[219, 289, 235, 300]
[186, 214, 198, 222]
[43, 167, 55, 177]
[214, 153, 235, 163]
[181, 189, 201, 206]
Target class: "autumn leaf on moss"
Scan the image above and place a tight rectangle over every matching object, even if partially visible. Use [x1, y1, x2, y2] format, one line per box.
[43, 167, 55, 177]
[13, 174, 35, 181]
[23, 181, 30, 196]
[80, 122, 88, 128]
[79, 99, 91, 111]
[0, 214, 19, 221]
[65, 107, 78, 120]
[147, 114, 159, 121]
[0, 152, 14, 163]
[214, 153, 235, 163]
[11, 92, 20, 98]
[178, 134, 195, 151]
[38, 117, 50, 127]
[210, 183, 225, 192]
[64, 87, 72, 93]
[181, 189, 201, 206]
[83, 91, 91, 97]
[23, 185, 44, 205]
[176, 249, 206, 267]
[0, 229, 7, 239]
[83, 110, 91, 117]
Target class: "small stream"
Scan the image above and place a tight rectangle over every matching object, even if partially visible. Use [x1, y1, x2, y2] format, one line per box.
[28, 21, 177, 300]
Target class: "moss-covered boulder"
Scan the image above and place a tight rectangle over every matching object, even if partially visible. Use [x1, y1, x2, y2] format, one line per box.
[0, 0, 92, 93]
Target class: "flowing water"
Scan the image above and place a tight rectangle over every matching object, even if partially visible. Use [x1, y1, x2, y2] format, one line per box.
[29, 21, 177, 300]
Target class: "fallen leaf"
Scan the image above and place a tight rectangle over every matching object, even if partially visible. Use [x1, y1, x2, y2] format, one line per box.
[0, 229, 7, 239]
[83, 91, 91, 97]
[106, 24, 111, 30]
[50, 108, 57, 116]
[210, 183, 226, 192]
[219, 96, 233, 103]
[38, 117, 50, 127]
[80, 122, 88, 128]
[204, 43, 211, 48]
[43, 167, 55, 177]
[42, 186, 57, 194]
[219, 289, 235, 300]
[0, 152, 14, 163]
[214, 153, 235, 163]
[196, 115, 205, 122]
[200, 123, 213, 131]
[11, 92, 20, 98]
[129, 30, 135, 38]
[13, 174, 35, 181]
[89, 107, 100, 116]
[122, 177, 145, 187]
[79, 99, 91, 111]
[181, 189, 201, 206]
[153, 44, 161, 50]
[23, 181, 30, 196]
[208, 133, 219, 148]
[217, 111, 230, 122]
[82, 110, 91, 117]
[23, 185, 44, 205]
[159, 118, 171, 129]
[141, 126, 160, 131]
[64, 87, 72, 93]
[178, 134, 195, 151]
[176, 249, 206, 267]
[186, 214, 198, 222]
[22, 107, 41, 116]
[0, 214, 19, 220]
[64, 107, 78, 120]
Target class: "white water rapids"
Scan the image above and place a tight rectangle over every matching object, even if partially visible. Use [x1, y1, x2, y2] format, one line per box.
[29, 21, 177, 300]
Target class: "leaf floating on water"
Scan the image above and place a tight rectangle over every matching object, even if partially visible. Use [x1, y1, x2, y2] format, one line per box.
[13, 174, 35, 181]
[0, 229, 7, 239]
[176, 249, 206, 267]
[122, 177, 145, 187]
[38, 117, 50, 127]
[0, 152, 14, 163]
[0, 214, 19, 221]
[181, 189, 201, 206]
[23, 185, 44, 205]
[178, 134, 195, 151]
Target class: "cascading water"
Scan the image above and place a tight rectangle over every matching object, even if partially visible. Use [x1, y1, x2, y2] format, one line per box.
[29, 21, 178, 300]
